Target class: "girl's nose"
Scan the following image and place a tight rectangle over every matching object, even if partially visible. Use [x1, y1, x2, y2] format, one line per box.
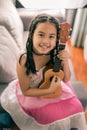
[42, 37, 50, 45]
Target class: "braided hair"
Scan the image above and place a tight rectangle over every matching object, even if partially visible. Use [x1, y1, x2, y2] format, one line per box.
[24, 14, 60, 75]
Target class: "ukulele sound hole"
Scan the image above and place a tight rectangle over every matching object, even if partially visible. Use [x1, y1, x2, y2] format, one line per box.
[50, 76, 58, 82]
[50, 77, 53, 82]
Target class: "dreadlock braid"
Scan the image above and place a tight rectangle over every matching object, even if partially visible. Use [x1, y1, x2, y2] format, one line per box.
[25, 37, 37, 75]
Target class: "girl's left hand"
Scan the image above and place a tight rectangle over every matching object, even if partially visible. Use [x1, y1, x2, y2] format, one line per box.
[58, 50, 70, 66]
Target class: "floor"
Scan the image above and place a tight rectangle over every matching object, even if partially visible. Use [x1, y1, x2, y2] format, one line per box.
[68, 40, 87, 122]
[68, 40, 87, 92]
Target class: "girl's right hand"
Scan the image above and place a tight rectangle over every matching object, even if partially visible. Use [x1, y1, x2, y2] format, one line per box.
[49, 75, 61, 94]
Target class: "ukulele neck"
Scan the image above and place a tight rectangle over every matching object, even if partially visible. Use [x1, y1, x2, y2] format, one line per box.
[53, 57, 61, 72]
[53, 44, 66, 72]
[52, 22, 71, 73]
[59, 43, 66, 51]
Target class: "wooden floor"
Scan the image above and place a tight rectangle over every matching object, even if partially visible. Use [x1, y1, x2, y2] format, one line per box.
[68, 40, 87, 122]
[68, 40, 87, 92]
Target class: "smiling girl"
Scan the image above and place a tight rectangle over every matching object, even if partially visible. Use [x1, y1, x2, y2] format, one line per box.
[1, 14, 87, 130]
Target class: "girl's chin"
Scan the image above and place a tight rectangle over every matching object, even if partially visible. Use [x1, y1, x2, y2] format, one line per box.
[40, 50, 50, 55]
[33, 49, 50, 56]
[33, 47, 51, 55]
[40, 49, 51, 54]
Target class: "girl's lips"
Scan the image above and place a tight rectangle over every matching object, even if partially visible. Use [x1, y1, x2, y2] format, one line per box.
[39, 46, 50, 52]
[39, 44, 50, 48]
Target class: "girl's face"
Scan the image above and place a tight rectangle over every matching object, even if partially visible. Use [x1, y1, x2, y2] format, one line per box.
[33, 22, 57, 55]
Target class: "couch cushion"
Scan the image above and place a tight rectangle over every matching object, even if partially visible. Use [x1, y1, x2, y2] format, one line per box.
[0, 0, 24, 49]
[71, 81, 87, 108]
[0, 26, 19, 83]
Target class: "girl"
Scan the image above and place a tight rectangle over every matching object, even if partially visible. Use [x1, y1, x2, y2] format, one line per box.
[1, 14, 87, 130]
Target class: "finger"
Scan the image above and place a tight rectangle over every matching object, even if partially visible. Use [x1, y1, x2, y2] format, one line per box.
[54, 76, 61, 83]
[52, 75, 58, 82]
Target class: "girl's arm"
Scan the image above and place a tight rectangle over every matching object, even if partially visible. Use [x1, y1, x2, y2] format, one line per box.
[58, 49, 71, 82]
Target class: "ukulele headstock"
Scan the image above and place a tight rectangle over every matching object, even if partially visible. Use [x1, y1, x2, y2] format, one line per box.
[59, 22, 71, 43]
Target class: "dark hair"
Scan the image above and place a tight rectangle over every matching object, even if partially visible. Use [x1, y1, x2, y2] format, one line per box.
[23, 14, 60, 75]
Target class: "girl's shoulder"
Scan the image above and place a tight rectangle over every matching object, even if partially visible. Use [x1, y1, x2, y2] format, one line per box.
[19, 50, 27, 57]
[18, 50, 27, 66]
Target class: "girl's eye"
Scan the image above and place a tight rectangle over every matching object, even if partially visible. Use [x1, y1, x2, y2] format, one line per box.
[38, 33, 44, 37]
[49, 35, 55, 39]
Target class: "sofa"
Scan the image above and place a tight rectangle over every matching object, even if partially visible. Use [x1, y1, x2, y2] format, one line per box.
[0, 0, 24, 129]
[0, 0, 87, 129]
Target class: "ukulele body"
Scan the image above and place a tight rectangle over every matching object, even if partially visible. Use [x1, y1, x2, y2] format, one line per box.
[39, 68, 64, 98]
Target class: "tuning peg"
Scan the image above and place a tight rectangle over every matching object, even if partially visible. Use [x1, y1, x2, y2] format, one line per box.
[69, 28, 72, 35]
[70, 28, 72, 31]
[68, 35, 71, 38]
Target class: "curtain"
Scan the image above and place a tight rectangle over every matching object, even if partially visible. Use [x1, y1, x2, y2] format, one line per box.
[65, 9, 77, 28]
[71, 8, 87, 48]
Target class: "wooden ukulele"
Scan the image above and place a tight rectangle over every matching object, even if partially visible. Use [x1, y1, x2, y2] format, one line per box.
[39, 22, 71, 98]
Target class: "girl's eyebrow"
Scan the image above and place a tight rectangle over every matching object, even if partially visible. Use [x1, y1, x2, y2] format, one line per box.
[38, 31, 56, 36]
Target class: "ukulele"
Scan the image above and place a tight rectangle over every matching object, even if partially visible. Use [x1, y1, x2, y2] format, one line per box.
[39, 22, 71, 98]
